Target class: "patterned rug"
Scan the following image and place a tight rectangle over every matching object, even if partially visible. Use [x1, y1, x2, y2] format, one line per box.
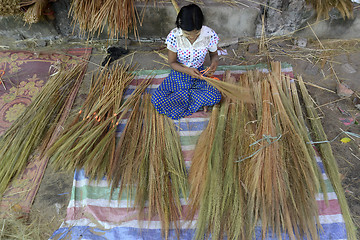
[0, 48, 92, 215]
[50, 63, 348, 240]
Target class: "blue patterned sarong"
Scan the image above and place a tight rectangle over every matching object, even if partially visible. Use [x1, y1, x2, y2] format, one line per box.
[151, 67, 221, 120]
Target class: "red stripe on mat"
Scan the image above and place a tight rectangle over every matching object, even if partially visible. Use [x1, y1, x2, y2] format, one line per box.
[182, 150, 194, 162]
[317, 199, 342, 215]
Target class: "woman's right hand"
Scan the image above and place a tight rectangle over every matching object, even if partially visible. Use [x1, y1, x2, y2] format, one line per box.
[186, 68, 201, 79]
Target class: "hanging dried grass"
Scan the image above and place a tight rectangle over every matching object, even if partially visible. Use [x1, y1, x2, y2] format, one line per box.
[68, 0, 102, 36]
[0, 0, 21, 15]
[306, 0, 353, 20]
[22, 0, 48, 24]
[69, 0, 140, 39]
[298, 75, 357, 240]
[0, 63, 87, 196]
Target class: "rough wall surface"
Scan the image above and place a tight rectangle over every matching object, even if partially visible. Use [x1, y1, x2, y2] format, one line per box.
[255, 0, 311, 36]
[136, 3, 259, 40]
[0, 0, 359, 46]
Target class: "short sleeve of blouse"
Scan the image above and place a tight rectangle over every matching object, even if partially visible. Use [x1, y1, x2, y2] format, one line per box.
[165, 30, 177, 53]
[208, 29, 219, 52]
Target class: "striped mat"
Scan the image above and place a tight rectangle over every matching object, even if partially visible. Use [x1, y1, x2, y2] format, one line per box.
[50, 63, 347, 240]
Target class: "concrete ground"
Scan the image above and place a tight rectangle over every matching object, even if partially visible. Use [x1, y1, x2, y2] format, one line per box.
[19, 37, 360, 238]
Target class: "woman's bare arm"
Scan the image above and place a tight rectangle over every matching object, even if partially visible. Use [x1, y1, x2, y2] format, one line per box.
[207, 50, 219, 76]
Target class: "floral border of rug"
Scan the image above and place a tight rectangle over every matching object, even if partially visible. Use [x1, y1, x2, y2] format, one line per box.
[0, 49, 91, 135]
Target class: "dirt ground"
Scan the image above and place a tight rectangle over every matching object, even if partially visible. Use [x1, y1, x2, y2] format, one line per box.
[18, 37, 360, 238]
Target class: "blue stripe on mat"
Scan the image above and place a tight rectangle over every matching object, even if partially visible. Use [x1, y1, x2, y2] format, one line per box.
[51, 222, 347, 240]
[116, 120, 210, 133]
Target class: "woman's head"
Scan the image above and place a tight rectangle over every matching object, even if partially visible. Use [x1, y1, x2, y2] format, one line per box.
[176, 4, 204, 31]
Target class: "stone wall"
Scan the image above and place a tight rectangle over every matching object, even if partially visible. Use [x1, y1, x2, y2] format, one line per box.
[0, 0, 359, 48]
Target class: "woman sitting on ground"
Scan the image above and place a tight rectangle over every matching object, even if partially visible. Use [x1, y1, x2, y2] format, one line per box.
[151, 4, 221, 120]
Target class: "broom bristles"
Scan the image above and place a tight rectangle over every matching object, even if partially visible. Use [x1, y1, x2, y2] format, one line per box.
[201, 75, 255, 103]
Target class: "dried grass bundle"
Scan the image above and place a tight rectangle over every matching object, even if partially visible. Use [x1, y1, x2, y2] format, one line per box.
[268, 74, 322, 239]
[201, 75, 255, 103]
[225, 73, 255, 240]
[188, 103, 220, 239]
[22, 0, 48, 24]
[305, 0, 353, 20]
[47, 63, 147, 181]
[187, 102, 218, 216]
[112, 93, 188, 239]
[188, 71, 254, 239]
[242, 64, 327, 239]
[69, 0, 139, 39]
[69, 0, 103, 36]
[93, 0, 137, 39]
[0, 0, 21, 15]
[243, 79, 289, 239]
[298, 75, 357, 240]
[0, 63, 87, 196]
[190, 63, 333, 239]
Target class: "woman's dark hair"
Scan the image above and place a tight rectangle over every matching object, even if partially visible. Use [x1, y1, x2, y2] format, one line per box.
[176, 4, 204, 31]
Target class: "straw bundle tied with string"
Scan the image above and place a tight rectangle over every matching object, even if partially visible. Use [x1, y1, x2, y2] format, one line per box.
[112, 93, 188, 239]
[298, 76, 357, 240]
[242, 65, 327, 239]
[0, 63, 87, 196]
[188, 62, 341, 239]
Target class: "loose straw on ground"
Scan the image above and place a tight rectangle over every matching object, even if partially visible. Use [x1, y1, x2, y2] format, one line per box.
[298, 75, 357, 240]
